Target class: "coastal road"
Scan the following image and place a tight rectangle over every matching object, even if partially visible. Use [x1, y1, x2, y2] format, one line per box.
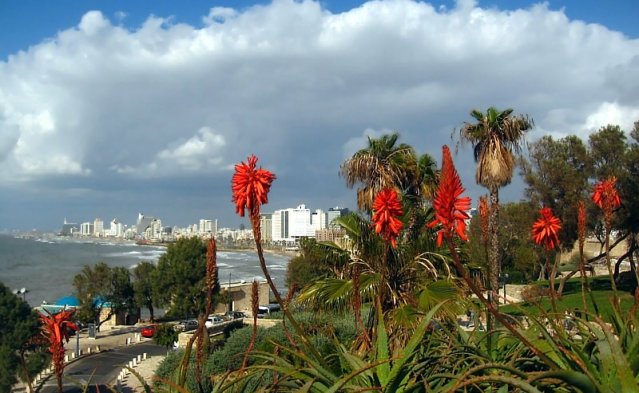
[38, 342, 166, 392]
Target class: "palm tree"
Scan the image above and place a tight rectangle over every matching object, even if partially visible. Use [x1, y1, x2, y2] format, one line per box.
[459, 107, 533, 303]
[340, 133, 418, 212]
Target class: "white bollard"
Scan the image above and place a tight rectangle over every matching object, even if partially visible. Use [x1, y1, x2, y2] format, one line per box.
[137, 354, 142, 363]
[65, 355, 69, 362]
[133, 357, 137, 367]
[143, 352, 147, 360]
[87, 347, 91, 354]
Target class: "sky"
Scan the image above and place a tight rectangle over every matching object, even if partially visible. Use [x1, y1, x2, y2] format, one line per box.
[0, 0, 638, 232]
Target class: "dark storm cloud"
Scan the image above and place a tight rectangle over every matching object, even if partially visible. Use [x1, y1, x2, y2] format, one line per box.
[0, 0, 638, 230]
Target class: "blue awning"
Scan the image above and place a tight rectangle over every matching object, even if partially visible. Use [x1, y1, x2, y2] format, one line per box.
[53, 295, 80, 307]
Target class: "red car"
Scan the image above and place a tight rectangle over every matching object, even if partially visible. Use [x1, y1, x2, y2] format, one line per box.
[140, 325, 157, 338]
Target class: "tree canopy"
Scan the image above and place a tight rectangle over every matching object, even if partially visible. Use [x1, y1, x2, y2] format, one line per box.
[0, 282, 41, 392]
[520, 135, 591, 250]
[154, 237, 214, 318]
[73, 262, 136, 326]
[132, 261, 157, 321]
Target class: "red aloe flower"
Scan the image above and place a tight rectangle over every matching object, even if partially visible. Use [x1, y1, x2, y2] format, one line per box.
[232, 155, 276, 218]
[427, 146, 472, 246]
[531, 207, 562, 251]
[371, 188, 404, 247]
[40, 308, 78, 392]
[592, 177, 621, 226]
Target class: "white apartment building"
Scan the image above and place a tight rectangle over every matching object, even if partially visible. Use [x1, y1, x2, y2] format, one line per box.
[109, 219, 124, 237]
[199, 219, 218, 236]
[144, 219, 163, 240]
[272, 204, 315, 243]
[80, 222, 94, 236]
[94, 218, 104, 237]
[311, 209, 327, 231]
[260, 214, 272, 242]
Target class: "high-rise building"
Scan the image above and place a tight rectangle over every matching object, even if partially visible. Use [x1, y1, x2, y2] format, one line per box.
[260, 213, 272, 242]
[199, 219, 218, 236]
[272, 209, 286, 242]
[80, 222, 94, 236]
[136, 213, 158, 236]
[311, 209, 327, 231]
[109, 219, 124, 237]
[327, 207, 349, 228]
[271, 204, 315, 242]
[94, 218, 104, 237]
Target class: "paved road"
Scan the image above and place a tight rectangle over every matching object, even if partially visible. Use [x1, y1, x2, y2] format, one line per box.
[39, 342, 166, 392]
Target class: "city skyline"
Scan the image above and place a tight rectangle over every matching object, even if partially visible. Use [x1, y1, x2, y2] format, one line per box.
[1, 0, 638, 231]
[50, 203, 349, 238]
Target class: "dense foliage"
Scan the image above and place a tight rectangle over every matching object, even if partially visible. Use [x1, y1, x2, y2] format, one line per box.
[73, 262, 136, 326]
[153, 237, 220, 318]
[132, 261, 158, 321]
[0, 282, 41, 392]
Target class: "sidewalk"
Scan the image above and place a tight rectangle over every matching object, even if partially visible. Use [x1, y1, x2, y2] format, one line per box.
[70, 325, 167, 391]
[116, 353, 166, 392]
[13, 325, 165, 392]
[65, 325, 142, 358]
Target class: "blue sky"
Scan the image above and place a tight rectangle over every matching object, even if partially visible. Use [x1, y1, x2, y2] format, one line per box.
[0, 0, 638, 231]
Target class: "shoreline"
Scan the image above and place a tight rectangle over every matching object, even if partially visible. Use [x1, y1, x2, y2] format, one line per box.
[218, 246, 299, 258]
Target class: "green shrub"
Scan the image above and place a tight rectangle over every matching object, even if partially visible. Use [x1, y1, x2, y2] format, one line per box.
[154, 349, 183, 388]
[153, 323, 178, 349]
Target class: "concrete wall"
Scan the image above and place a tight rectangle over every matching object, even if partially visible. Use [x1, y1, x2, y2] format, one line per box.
[214, 281, 270, 315]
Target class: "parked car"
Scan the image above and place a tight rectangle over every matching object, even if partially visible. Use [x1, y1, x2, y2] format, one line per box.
[204, 315, 224, 328]
[227, 311, 248, 319]
[257, 304, 281, 318]
[174, 319, 198, 332]
[140, 324, 157, 338]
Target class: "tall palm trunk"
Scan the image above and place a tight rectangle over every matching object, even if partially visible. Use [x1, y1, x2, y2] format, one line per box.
[488, 186, 500, 306]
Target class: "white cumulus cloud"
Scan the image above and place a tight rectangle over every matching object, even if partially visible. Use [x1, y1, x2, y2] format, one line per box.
[0, 0, 638, 229]
[114, 127, 226, 177]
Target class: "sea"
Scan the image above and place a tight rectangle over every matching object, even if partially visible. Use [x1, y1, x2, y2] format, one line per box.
[0, 234, 290, 309]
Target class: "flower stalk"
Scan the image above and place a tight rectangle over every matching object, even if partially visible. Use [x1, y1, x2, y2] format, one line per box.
[232, 155, 320, 360]
[241, 280, 259, 371]
[430, 145, 556, 368]
[531, 207, 561, 314]
[592, 177, 621, 311]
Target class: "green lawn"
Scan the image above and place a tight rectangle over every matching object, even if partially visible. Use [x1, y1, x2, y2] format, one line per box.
[501, 276, 636, 321]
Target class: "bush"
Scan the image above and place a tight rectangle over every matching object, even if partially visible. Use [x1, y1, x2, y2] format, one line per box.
[158, 312, 359, 392]
[153, 323, 178, 349]
[156, 348, 214, 393]
[520, 285, 548, 305]
[155, 349, 183, 388]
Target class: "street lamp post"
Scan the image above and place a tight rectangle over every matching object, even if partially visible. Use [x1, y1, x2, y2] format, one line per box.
[228, 272, 232, 314]
[501, 273, 509, 302]
[76, 327, 80, 357]
[12, 287, 29, 302]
